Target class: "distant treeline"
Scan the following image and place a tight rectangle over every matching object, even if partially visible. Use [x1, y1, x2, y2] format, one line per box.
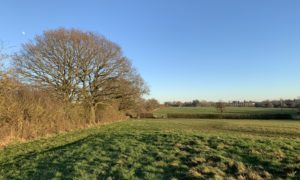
[164, 99, 300, 108]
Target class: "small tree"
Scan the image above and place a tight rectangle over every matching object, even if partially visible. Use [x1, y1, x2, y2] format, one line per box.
[192, 99, 200, 107]
[144, 98, 160, 112]
[215, 101, 226, 118]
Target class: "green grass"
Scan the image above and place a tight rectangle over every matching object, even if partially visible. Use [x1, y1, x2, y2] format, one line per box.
[154, 106, 298, 116]
[1, 119, 300, 179]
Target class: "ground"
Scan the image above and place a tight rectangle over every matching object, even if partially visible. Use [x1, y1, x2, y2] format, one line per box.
[0, 119, 300, 179]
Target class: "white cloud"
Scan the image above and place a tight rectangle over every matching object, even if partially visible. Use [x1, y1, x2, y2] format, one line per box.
[21, 31, 26, 35]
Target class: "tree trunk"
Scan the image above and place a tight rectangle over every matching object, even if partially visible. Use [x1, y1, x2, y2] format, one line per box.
[89, 105, 96, 124]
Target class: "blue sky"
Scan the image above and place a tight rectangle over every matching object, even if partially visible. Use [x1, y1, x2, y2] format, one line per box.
[1, 0, 299, 102]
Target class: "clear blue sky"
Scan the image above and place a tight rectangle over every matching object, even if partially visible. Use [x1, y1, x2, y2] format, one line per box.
[1, 0, 299, 102]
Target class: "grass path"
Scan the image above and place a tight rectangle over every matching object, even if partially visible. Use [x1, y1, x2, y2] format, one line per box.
[1, 119, 300, 179]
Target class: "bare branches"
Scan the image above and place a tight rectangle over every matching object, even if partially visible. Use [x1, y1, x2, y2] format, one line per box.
[14, 30, 84, 101]
[215, 101, 226, 117]
[14, 28, 148, 122]
[0, 42, 6, 75]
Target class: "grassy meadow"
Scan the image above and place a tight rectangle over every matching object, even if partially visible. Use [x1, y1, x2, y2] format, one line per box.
[1, 119, 299, 179]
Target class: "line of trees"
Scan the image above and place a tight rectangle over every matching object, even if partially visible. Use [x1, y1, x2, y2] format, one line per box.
[164, 99, 300, 109]
[164, 100, 213, 107]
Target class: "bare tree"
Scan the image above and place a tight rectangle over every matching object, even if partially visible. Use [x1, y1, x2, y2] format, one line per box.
[296, 99, 300, 112]
[14, 28, 148, 123]
[117, 74, 149, 111]
[14, 30, 81, 102]
[215, 101, 226, 118]
[144, 98, 160, 112]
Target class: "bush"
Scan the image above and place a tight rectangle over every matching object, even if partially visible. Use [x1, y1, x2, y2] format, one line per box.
[0, 79, 85, 142]
[139, 113, 155, 118]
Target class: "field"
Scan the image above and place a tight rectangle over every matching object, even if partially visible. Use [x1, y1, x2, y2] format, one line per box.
[154, 107, 298, 116]
[1, 119, 300, 179]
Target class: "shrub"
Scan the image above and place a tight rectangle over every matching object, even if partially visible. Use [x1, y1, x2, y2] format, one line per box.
[139, 113, 155, 119]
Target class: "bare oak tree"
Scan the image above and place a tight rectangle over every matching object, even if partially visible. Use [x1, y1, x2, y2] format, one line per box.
[14, 28, 148, 123]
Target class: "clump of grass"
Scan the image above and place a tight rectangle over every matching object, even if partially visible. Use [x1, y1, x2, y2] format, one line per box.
[232, 161, 247, 174]
[187, 168, 203, 178]
[190, 156, 206, 164]
[247, 170, 263, 180]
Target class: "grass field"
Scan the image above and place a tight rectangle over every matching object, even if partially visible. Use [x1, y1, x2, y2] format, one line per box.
[154, 107, 298, 116]
[1, 119, 300, 179]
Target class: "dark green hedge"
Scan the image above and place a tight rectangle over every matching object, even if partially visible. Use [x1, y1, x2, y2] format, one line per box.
[166, 113, 293, 120]
[139, 113, 155, 118]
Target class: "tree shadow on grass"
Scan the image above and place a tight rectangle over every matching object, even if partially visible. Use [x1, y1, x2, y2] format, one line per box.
[1, 134, 100, 179]
[1, 132, 182, 179]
